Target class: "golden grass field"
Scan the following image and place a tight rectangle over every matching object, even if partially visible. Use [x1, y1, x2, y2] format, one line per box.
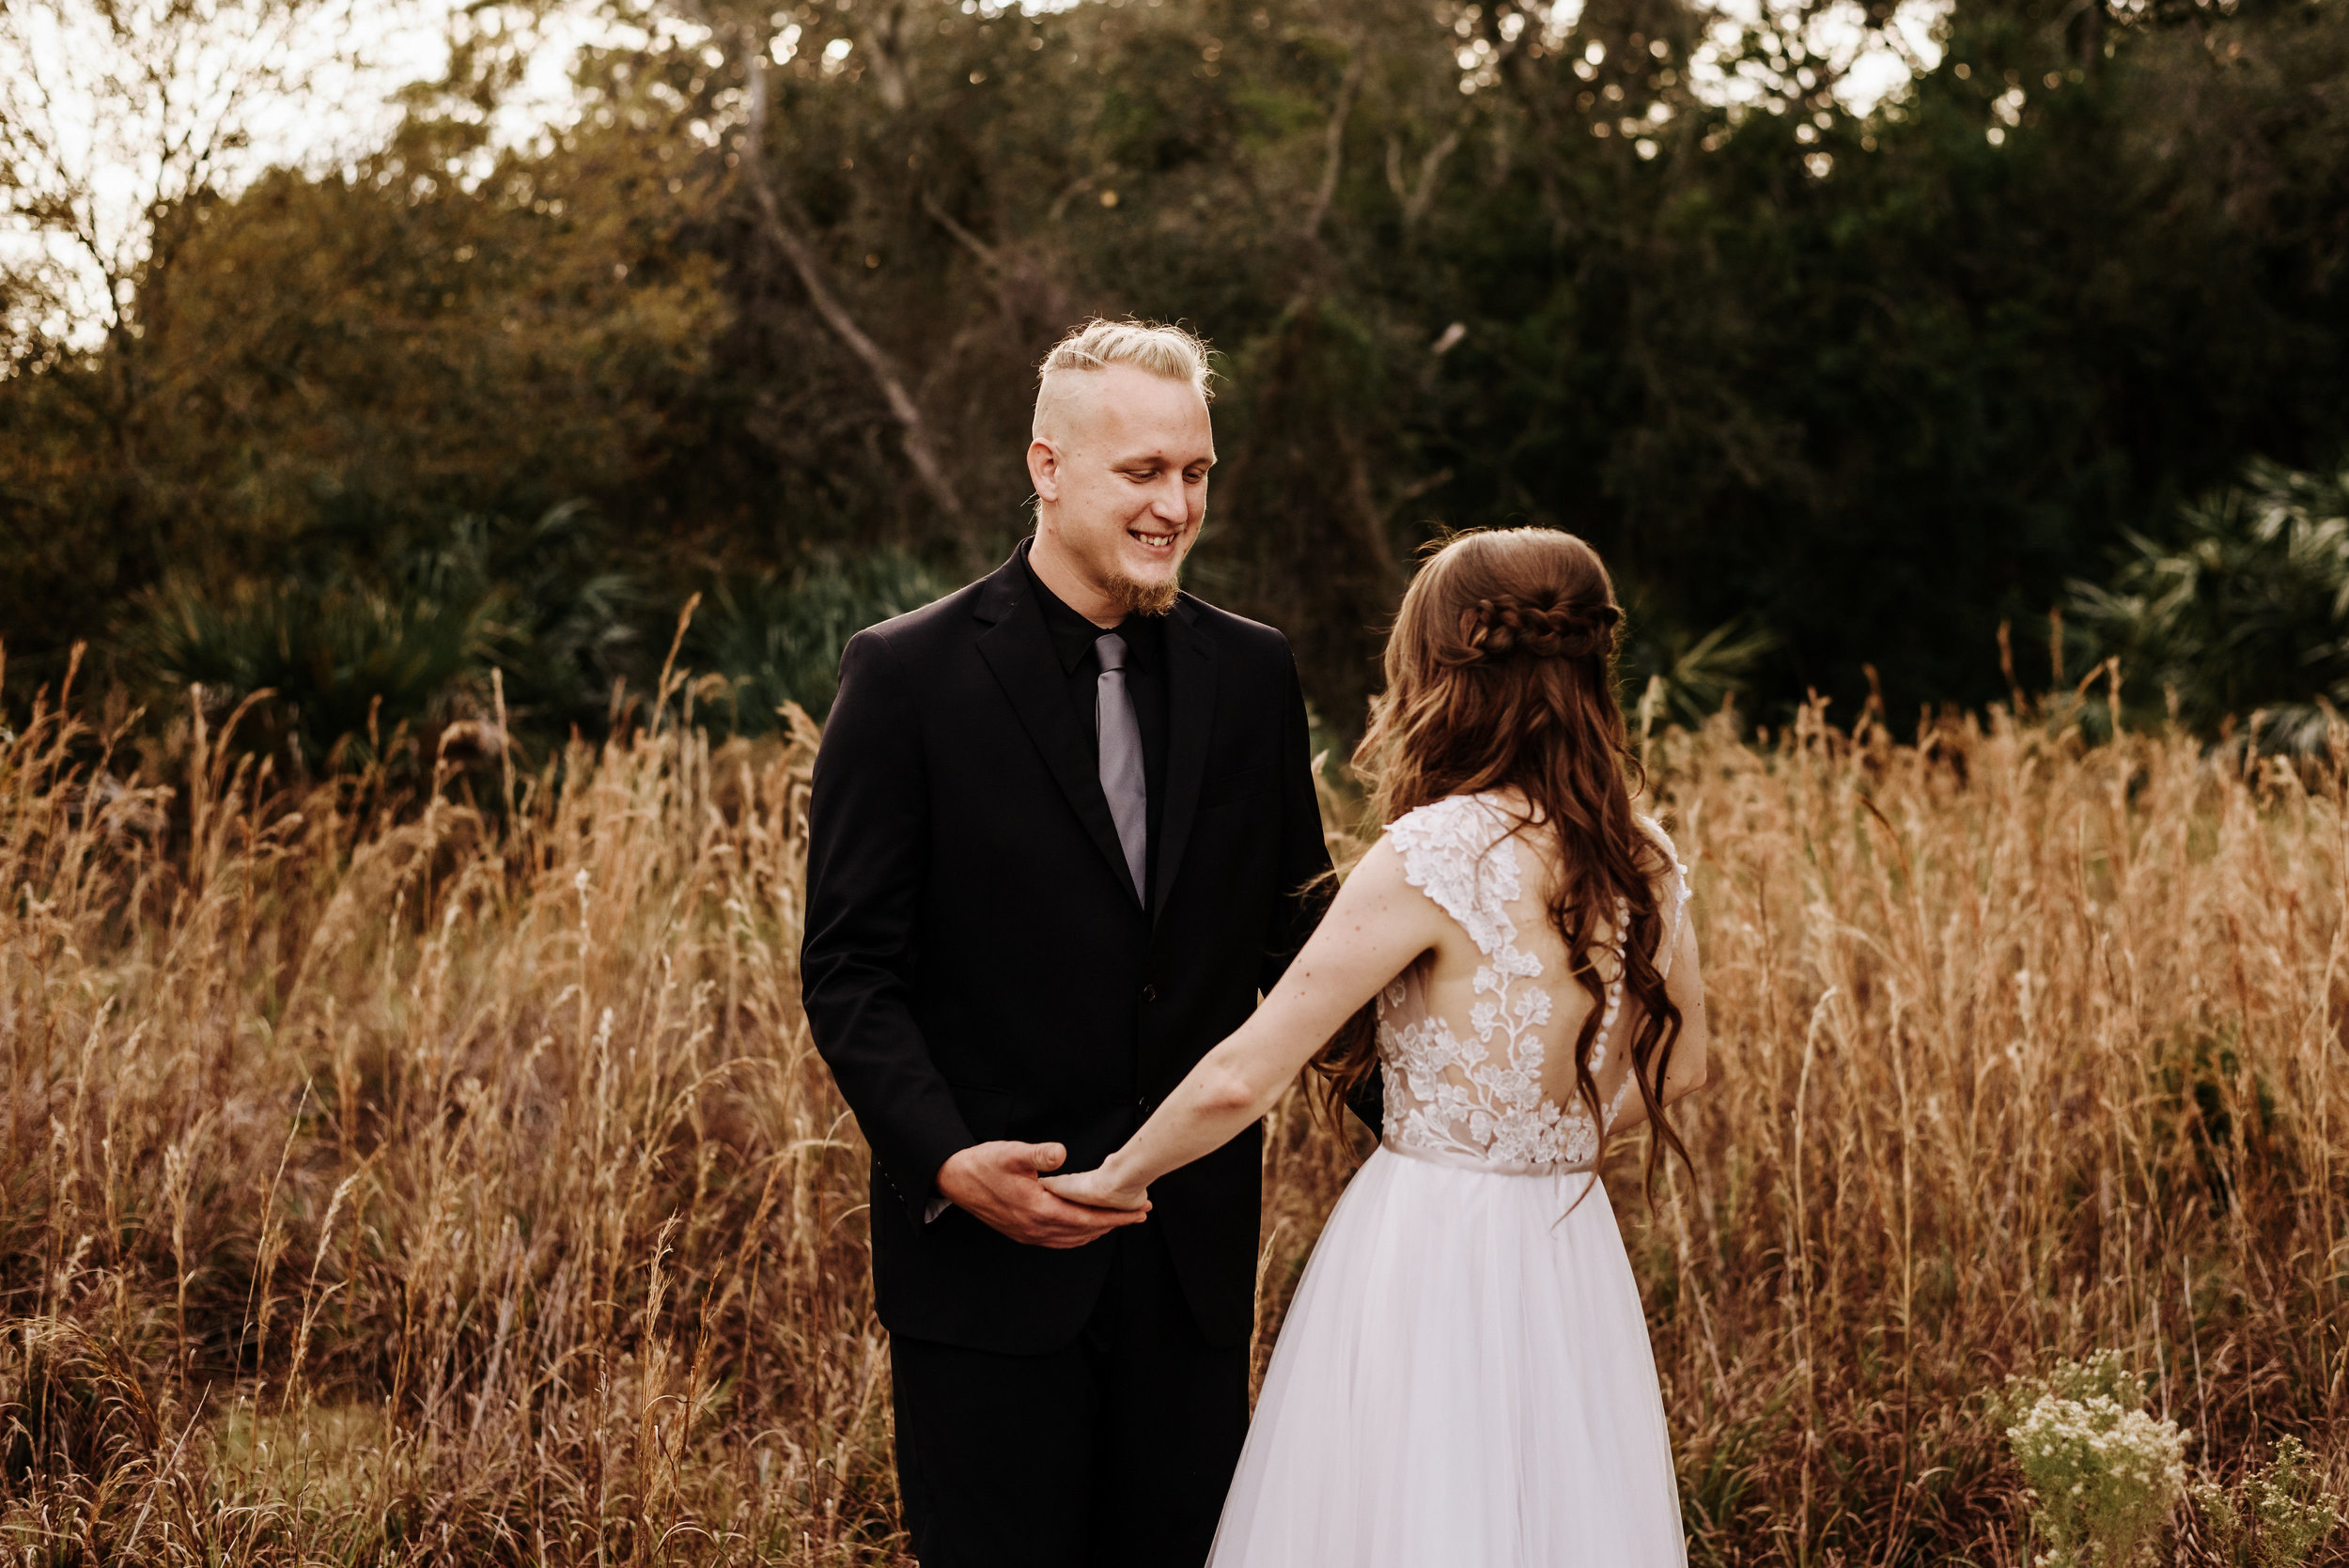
[2, 661, 2343, 1565]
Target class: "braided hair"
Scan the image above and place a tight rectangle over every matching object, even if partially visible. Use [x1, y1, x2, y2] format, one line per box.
[1453, 596, 1624, 665]
[1310, 527, 1691, 1202]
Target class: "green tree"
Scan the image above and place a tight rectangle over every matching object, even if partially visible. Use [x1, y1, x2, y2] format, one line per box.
[8, 0, 2349, 743]
[2071, 457, 2349, 750]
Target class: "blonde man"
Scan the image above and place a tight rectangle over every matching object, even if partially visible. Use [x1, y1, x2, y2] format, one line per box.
[803, 319, 1354, 1565]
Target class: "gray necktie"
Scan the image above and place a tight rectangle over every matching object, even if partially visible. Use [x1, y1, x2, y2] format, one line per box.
[1095, 631, 1148, 903]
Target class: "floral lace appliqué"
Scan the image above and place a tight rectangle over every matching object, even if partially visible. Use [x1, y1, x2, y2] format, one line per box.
[1378, 795, 1658, 1171]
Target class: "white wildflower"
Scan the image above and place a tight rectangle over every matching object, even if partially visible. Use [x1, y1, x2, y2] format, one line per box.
[1996, 1355, 2188, 1568]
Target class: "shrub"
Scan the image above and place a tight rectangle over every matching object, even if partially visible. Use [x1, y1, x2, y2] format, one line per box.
[2195, 1436, 2345, 1568]
[2070, 457, 2349, 751]
[129, 499, 644, 768]
[685, 549, 954, 729]
[1994, 1351, 2190, 1568]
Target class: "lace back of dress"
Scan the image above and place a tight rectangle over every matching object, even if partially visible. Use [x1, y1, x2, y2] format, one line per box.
[1376, 794, 1688, 1172]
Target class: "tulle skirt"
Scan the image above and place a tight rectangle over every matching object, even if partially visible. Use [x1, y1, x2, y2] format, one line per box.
[1207, 1144, 1688, 1567]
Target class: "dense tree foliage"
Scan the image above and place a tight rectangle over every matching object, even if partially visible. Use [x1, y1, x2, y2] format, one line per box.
[2072, 457, 2349, 752]
[4, 0, 2346, 758]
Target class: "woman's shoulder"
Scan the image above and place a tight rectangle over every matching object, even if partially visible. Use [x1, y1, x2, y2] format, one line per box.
[1379, 794, 1524, 930]
[1382, 792, 1517, 861]
[1383, 794, 1683, 884]
[1632, 811, 1681, 859]
[1632, 813, 1692, 906]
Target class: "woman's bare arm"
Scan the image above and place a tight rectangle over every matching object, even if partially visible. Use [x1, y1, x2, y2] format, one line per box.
[1040, 839, 1445, 1210]
[1664, 915, 1709, 1100]
[1597, 907, 1710, 1135]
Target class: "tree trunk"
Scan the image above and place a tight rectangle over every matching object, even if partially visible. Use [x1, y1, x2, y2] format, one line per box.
[741, 51, 964, 529]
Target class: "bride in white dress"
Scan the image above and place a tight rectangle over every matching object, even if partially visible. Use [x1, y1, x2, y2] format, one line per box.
[1044, 526, 1709, 1566]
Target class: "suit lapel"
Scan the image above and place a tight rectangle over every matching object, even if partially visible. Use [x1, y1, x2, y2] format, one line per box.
[1152, 599, 1218, 924]
[972, 555, 1143, 908]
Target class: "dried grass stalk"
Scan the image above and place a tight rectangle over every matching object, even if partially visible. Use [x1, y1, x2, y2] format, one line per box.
[1, 686, 2342, 1565]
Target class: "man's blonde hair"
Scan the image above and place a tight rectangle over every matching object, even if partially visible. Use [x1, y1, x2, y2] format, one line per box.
[1034, 318, 1213, 433]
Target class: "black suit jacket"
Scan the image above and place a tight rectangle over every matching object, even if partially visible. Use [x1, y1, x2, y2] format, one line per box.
[801, 546, 1337, 1354]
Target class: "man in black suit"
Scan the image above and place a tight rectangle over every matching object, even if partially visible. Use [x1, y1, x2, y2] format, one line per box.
[801, 319, 1337, 1566]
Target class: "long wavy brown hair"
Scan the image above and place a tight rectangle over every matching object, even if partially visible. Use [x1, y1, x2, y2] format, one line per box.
[1311, 527, 1691, 1197]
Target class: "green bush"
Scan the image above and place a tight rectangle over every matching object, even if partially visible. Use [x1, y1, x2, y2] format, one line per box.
[2195, 1436, 2345, 1568]
[1616, 584, 1780, 734]
[1991, 1351, 2190, 1568]
[2070, 458, 2349, 750]
[135, 573, 501, 769]
[128, 499, 645, 769]
[683, 550, 954, 731]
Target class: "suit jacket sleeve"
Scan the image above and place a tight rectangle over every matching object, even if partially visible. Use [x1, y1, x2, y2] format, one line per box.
[801, 629, 975, 1222]
[1258, 644, 1385, 1133]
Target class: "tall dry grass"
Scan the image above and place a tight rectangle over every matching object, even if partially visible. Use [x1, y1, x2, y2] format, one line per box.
[2, 665, 2343, 1565]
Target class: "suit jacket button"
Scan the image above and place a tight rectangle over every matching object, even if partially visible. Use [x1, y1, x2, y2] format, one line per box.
[1141, 983, 1159, 1003]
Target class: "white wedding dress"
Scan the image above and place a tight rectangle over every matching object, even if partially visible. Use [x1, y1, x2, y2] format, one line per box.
[1207, 792, 1692, 1567]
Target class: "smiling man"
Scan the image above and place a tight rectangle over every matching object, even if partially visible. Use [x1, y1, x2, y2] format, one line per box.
[1026, 338, 1211, 613]
[801, 319, 1340, 1566]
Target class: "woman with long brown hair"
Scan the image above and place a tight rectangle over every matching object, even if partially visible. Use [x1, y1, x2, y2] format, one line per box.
[1045, 527, 1709, 1564]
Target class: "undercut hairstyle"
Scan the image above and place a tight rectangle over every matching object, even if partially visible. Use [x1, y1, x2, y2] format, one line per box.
[1033, 318, 1214, 434]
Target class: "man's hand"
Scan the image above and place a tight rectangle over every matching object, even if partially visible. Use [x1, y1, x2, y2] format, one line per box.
[935, 1141, 1151, 1249]
[1037, 1163, 1149, 1212]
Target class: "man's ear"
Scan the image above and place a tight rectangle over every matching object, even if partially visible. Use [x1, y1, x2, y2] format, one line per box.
[1026, 437, 1061, 502]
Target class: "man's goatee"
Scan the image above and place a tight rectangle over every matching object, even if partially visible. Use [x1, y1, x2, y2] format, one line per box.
[1110, 572, 1180, 617]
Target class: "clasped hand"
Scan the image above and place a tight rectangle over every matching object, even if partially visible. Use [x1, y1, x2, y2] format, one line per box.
[1037, 1161, 1149, 1214]
[936, 1141, 1150, 1249]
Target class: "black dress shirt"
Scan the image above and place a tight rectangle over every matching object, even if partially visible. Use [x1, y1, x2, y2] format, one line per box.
[1021, 543, 1171, 907]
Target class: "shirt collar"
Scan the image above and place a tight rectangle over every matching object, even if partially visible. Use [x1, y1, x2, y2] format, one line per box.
[1019, 538, 1166, 675]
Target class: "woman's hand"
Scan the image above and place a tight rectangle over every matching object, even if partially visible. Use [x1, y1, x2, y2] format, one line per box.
[1038, 1163, 1151, 1213]
[1039, 839, 1445, 1205]
[936, 1141, 1149, 1248]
